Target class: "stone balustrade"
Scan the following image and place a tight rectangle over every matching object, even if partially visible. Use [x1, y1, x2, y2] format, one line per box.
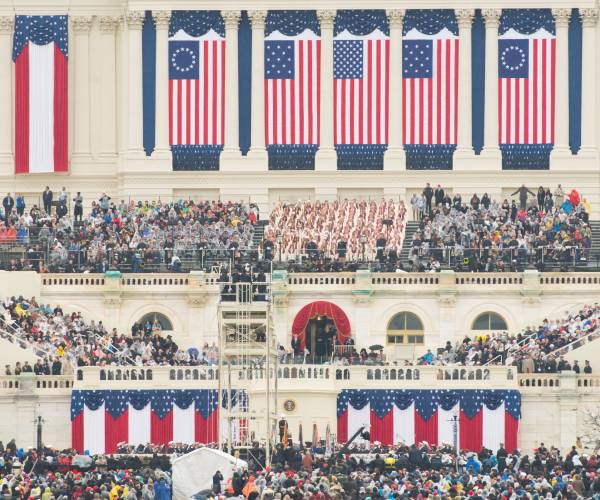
[73, 364, 517, 390]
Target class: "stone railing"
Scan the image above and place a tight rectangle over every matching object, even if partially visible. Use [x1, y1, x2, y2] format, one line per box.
[74, 364, 516, 390]
[0, 375, 73, 393]
[38, 270, 600, 296]
[518, 372, 600, 392]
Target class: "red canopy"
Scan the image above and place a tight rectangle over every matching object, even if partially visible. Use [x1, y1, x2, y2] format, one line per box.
[291, 301, 351, 349]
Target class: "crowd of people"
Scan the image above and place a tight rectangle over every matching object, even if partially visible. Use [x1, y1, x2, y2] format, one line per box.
[0, 439, 172, 499]
[221, 439, 600, 499]
[0, 191, 256, 273]
[417, 303, 599, 374]
[408, 184, 592, 272]
[265, 200, 407, 264]
[0, 296, 219, 370]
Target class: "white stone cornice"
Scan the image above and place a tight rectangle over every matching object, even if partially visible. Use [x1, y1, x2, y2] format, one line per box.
[455, 9, 474, 28]
[126, 11, 145, 30]
[317, 9, 336, 28]
[552, 8, 571, 27]
[0, 15, 13, 33]
[153, 10, 171, 29]
[386, 9, 405, 27]
[98, 15, 120, 33]
[248, 10, 267, 29]
[71, 15, 93, 33]
[482, 8, 501, 27]
[581, 8, 599, 27]
[221, 10, 241, 29]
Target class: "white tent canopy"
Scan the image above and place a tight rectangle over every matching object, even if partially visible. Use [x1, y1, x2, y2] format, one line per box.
[172, 447, 248, 500]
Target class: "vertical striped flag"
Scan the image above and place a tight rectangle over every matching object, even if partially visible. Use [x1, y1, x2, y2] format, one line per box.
[168, 30, 225, 147]
[13, 16, 68, 174]
[264, 31, 321, 146]
[333, 32, 389, 145]
[498, 31, 556, 145]
[402, 28, 458, 147]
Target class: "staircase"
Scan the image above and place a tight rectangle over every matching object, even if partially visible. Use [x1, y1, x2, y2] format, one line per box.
[399, 221, 420, 266]
[588, 221, 600, 267]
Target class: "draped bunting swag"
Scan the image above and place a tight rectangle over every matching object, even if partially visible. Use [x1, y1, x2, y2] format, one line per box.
[337, 389, 521, 452]
[265, 10, 320, 37]
[403, 10, 458, 36]
[499, 9, 556, 35]
[334, 10, 389, 36]
[169, 10, 225, 37]
[71, 389, 246, 454]
[405, 145, 455, 170]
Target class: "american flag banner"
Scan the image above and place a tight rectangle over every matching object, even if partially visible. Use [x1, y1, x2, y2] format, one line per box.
[169, 11, 225, 171]
[334, 10, 389, 170]
[13, 16, 68, 174]
[498, 9, 555, 169]
[402, 10, 458, 170]
[337, 389, 521, 452]
[265, 11, 320, 170]
[71, 389, 245, 454]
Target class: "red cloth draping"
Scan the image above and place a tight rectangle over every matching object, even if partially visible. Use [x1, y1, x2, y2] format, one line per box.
[291, 301, 351, 349]
[151, 411, 173, 445]
[370, 411, 394, 445]
[415, 412, 438, 446]
[105, 411, 128, 454]
[195, 409, 219, 444]
[71, 412, 84, 452]
[504, 413, 519, 453]
[459, 410, 483, 452]
[336, 410, 348, 443]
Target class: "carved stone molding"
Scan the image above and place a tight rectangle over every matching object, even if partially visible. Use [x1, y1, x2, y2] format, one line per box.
[153, 11, 171, 30]
[386, 9, 405, 28]
[71, 16, 93, 33]
[98, 16, 120, 33]
[317, 10, 336, 29]
[221, 10, 241, 30]
[552, 8, 571, 28]
[581, 8, 599, 28]
[249, 10, 267, 30]
[126, 11, 145, 30]
[482, 9, 501, 28]
[455, 9, 474, 28]
[0, 16, 14, 33]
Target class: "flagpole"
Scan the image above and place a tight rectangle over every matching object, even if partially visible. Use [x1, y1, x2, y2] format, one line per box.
[451, 414, 459, 473]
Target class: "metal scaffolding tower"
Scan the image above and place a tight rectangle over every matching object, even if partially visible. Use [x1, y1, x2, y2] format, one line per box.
[217, 267, 278, 466]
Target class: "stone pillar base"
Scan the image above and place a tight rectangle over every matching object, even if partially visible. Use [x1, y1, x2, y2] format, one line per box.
[452, 148, 479, 170]
[219, 149, 243, 171]
[476, 148, 502, 170]
[151, 148, 172, 161]
[549, 147, 575, 170]
[243, 149, 268, 171]
[383, 147, 406, 170]
[315, 148, 337, 171]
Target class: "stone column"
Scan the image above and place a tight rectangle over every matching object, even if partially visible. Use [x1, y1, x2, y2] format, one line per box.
[71, 16, 93, 160]
[315, 9, 337, 170]
[0, 16, 13, 169]
[384, 9, 405, 170]
[247, 10, 268, 166]
[454, 9, 475, 160]
[126, 11, 145, 158]
[481, 9, 501, 163]
[153, 11, 171, 158]
[221, 10, 242, 160]
[98, 16, 120, 158]
[550, 9, 571, 162]
[579, 8, 598, 156]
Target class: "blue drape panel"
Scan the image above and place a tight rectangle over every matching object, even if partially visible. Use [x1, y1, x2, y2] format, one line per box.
[472, 10, 485, 154]
[238, 11, 251, 156]
[142, 11, 156, 156]
[569, 9, 582, 154]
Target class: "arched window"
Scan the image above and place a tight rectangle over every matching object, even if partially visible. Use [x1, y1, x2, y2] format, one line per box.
[387, 312, 424, 345]
[472, 312, 507, 331]
[138, 312, 173, 331]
